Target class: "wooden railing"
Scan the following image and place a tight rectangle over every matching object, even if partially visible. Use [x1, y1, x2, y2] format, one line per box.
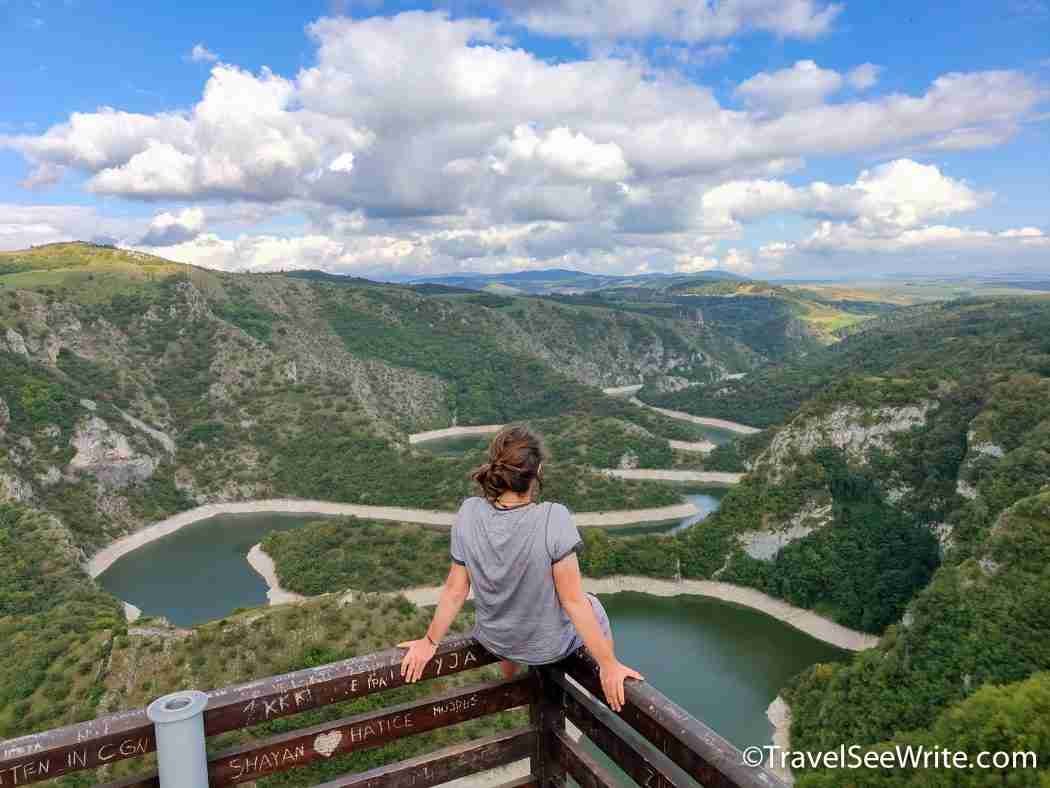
[0, 636, 787, 788]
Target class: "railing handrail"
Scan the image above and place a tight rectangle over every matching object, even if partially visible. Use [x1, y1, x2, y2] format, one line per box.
[560, 649, 787, 788]
[0, 635, 496, 785]
[0, 637, 786, 788]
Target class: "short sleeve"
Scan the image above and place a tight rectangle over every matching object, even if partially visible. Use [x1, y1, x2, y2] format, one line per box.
[450, 499, 470, 565]
[546, 503, 583, 564]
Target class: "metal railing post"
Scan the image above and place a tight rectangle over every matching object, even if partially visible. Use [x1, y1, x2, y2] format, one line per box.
[146, 690, 210, 788]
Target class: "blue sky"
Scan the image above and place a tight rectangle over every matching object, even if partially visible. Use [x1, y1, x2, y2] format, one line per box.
[1, 0, 1048, 278]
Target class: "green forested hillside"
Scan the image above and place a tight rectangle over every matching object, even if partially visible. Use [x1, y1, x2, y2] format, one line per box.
[0, 242, 731, 751]
[711, 452, 941, 632]
[536, 414, 673, 468]
[644, 297, 1050, 427]
[664, 278, 887, 351]
[0, 242, 744, 550]
[0, 503, 124, 736]
[598, 299, 1050, 626]
[790, 670, 1050, 787]
[321, 283, 758, 422]
[4, 243, 1050, 786]
[623, 297, 1050, 784]
[415, 270, 901, 361]
[786, 493, 1050, 786]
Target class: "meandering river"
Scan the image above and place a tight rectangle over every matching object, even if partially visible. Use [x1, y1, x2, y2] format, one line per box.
[609, 490, 725, 535]
[97, 495, 723, 626]
[97, 407, 837, 753]
[97, 502, 846, 752]
[92, 391, 840, 757]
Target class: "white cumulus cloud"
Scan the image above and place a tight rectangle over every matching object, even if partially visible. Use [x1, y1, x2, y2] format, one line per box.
[699, 159, 983, 233]
[722, 247, 754, 273]
[801, 221, 1050, 253]
[504, 0, 842, 42]
[189, 43, 219, 63]
[8, 64, 373, 203]
[140, 208, 206, 246]
[675, 254, 720, 273]
[0, 10, 1046, 278]
[491, 125, 632, 182]
[847, 63, 882, 90]
[328, 152, 356, 174]
[736, 60, 844, 114]
[0, 205, 142, 251]
[7, 11, 1038, 217]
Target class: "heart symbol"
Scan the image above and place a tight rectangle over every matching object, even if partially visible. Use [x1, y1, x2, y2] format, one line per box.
[314, 731, 343, 758]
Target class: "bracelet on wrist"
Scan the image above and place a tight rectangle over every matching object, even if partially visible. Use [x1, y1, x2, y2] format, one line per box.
[425, 632, 437, 646]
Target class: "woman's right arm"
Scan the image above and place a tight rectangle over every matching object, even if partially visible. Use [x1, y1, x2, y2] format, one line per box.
[552, 553, 643, 711]
[399, 563, 471, 682]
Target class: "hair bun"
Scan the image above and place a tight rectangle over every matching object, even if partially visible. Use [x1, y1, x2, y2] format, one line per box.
[471, 425, 546, 502]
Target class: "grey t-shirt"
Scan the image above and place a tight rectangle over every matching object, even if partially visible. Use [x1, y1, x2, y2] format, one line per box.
[451, 496, 584, 665]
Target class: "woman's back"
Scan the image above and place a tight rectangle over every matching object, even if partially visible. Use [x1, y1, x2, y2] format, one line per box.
[400, 425, 641, 712]
[452, 496, 583, 665]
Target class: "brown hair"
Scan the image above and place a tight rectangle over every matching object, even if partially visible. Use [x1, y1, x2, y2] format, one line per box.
[471, 425, 546, 502]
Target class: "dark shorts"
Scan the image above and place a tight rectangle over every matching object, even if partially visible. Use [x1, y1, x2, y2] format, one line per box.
[586, 593, 613, 640]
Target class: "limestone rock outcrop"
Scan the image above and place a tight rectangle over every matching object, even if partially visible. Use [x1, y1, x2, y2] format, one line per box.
[68, 416, 156, 488]
[3, 327, 28, 357]
[738, 500, 834, 561]
[758, 402, 936, 482]
[0, 472, 34, 503]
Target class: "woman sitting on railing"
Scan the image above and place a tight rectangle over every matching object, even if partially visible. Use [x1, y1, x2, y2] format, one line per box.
[400, 425, 644, 711]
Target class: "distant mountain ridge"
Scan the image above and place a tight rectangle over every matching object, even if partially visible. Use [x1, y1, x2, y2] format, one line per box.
[285, 265, 899, 360]
[403, 267, 747, 294]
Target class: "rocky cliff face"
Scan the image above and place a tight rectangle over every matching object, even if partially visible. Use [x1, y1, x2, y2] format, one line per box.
[0, 297, 87, 367]
[493, 300, 755, 389]
[757, 402, 936, 483]
[273, 319, 450, 432]
[0, 471, 34, 503]
[953, 375, 1050, 514]
[0, 253, 762, 551]
[720, 399, 943, 563]
[0, 282, 451, 437]
[2, 327, 28, 357]
[68, 416, 157, 489]
[955, 428, 1005, 501]
[737, 499, 834, 561]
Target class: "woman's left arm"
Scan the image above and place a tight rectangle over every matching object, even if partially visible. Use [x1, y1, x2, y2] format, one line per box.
[399, 562, 471, 682]
[553, 554, 643, 711]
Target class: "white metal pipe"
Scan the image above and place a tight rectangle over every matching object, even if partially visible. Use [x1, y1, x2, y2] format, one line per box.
[147, 690, 210, 788]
